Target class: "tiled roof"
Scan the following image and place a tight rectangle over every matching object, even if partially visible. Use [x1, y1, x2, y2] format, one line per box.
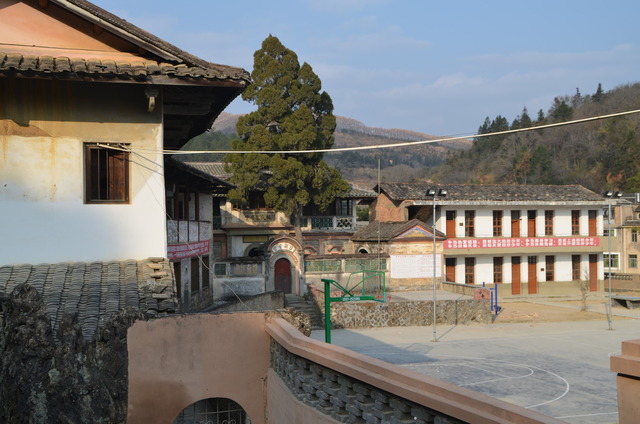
[344, 184, 377, 198]
[0, 0, 249, 83]
[185, 162, 232, 181]
[352, 219, 445, 241]
[0, 52, 246, 82]
[57, 0, 245, 73]
[166, 159, 234, 193]
[0, 258, 177, 342]
[377, 183, 606, 203]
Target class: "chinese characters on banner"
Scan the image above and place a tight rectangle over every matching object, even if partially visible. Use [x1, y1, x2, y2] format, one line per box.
[444, 237, 600, 250]
[167, 240, 210, 260]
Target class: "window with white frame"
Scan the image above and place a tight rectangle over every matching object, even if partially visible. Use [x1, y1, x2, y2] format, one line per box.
[604, 253, 620, 269]
[629, 254, 638, 268]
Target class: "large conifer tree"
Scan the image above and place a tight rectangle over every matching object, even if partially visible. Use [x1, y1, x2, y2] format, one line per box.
[225, 35, 348, 243]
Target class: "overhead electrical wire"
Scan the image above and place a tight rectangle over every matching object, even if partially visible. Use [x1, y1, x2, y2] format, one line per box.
[99, 108, 640, 157]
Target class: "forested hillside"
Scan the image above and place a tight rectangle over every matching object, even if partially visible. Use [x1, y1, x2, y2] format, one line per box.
[426, 83, 640, 193]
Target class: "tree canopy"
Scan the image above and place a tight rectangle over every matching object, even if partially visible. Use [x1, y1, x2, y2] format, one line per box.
[428, 82, 640, 192]
[225, 35, 349, 239]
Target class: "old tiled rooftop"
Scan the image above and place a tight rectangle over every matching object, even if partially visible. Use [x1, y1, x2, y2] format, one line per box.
[0, 258, 177, 342]
[377, 183, 606, 203]
[0, 52, 246, 82]
[352, 219, 445, 241]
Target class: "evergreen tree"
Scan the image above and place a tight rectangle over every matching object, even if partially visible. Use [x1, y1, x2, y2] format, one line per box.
[593, 83, 604, 102]
[225, 35, 349, 244]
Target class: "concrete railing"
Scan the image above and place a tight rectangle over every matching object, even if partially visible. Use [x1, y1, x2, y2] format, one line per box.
[266, 318, 565, 424]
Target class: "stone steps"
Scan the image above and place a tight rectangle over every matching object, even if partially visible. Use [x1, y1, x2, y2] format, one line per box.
[285, 294, 324, 329]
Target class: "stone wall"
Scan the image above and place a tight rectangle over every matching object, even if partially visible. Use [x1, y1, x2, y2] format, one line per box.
[0, 284, 144, 423]
[309, 285, 493, 328]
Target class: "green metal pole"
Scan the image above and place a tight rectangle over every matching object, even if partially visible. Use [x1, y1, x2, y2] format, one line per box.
[324, 279, 331, 344]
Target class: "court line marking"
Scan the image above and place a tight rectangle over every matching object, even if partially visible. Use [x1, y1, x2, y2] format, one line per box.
[402, 353, 571, 409]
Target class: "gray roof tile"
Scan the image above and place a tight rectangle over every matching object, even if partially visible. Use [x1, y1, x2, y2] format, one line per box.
[352, 219, 445, 241]
[0, 258, 177, 342]
[377, 183, 606, 203]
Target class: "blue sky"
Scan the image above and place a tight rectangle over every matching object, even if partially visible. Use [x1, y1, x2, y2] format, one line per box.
[93, 0, 640, 136]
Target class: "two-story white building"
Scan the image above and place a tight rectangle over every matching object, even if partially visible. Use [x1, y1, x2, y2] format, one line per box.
[371, 183, 609, 295]
[0, 0, 248, 314]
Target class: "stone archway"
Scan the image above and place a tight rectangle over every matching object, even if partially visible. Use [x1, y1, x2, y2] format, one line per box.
[173, 397, 250, 423]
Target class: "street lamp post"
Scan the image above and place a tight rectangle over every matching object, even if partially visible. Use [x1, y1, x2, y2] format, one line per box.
[427, 188, 447, 342]
[604, 190, 622, 331]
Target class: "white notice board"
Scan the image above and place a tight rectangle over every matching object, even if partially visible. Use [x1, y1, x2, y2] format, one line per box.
[390, 254, 441, 279]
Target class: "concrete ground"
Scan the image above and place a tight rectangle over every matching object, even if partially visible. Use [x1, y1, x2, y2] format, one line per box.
[310, 291, 640, 424]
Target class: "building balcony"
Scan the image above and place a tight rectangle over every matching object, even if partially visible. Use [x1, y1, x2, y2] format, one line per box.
[304, 216, 355, 231]
[167, 219, 212, 244]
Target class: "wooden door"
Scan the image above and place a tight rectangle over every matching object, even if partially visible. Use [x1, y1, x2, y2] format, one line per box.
[445, 258, 456, 282]
[511, 211, 520, 237]
[527, 210, 536, 237]
[274, 258, 292, 293]
[511, 256, 521, 295]
[527, 256, 537, 294]
[446, 211, 456, 238]
[589, 254, 598, 291]
[588, 210, 597, 236]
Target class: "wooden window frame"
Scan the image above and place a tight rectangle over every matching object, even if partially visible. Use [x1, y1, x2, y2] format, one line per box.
[545, 255, 554, 281]
[493, 257, 503, 283]
[493, 211, 503, 237]
[572, 255, 581, 280]
[464, 257, 475, 284]
[544, 210, 554, 236]
[84, 143, 130, 204]
[571, 210, 580, 235]
[465, 210, 475, 238]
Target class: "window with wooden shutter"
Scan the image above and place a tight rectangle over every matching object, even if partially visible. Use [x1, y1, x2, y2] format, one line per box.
[84, 143, 130, 203]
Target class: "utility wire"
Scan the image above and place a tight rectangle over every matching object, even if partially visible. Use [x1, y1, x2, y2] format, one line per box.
[99, 108, 640, 157]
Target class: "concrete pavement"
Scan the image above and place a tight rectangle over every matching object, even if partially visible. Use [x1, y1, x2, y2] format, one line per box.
[311, 294, 640, 424]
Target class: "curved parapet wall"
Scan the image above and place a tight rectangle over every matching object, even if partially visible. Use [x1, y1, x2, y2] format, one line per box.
[266, 317, 565, 424]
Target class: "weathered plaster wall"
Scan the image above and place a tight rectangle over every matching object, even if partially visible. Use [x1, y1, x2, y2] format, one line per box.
[127, 313, 271, 424]
[0, 78, 166, 264]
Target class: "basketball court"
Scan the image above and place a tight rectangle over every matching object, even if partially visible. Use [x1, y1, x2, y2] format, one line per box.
[311, 317, 639, 424]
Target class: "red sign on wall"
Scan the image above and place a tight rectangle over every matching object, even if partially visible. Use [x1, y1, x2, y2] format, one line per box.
[444, 237, 600, 250]
[168, 240, 210, 260]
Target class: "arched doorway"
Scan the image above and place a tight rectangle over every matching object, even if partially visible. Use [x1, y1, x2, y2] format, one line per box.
[274, 258, 292, 293]
[173, 397, 250, 423]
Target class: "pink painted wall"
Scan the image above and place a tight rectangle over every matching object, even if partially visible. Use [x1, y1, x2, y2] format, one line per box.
[127, 313, 270, 424]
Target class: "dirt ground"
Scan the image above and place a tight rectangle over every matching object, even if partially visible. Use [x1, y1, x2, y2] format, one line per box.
[495, 298, 613, 323]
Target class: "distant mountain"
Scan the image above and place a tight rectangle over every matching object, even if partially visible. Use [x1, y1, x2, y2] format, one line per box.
[211, 113, 471, 187]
